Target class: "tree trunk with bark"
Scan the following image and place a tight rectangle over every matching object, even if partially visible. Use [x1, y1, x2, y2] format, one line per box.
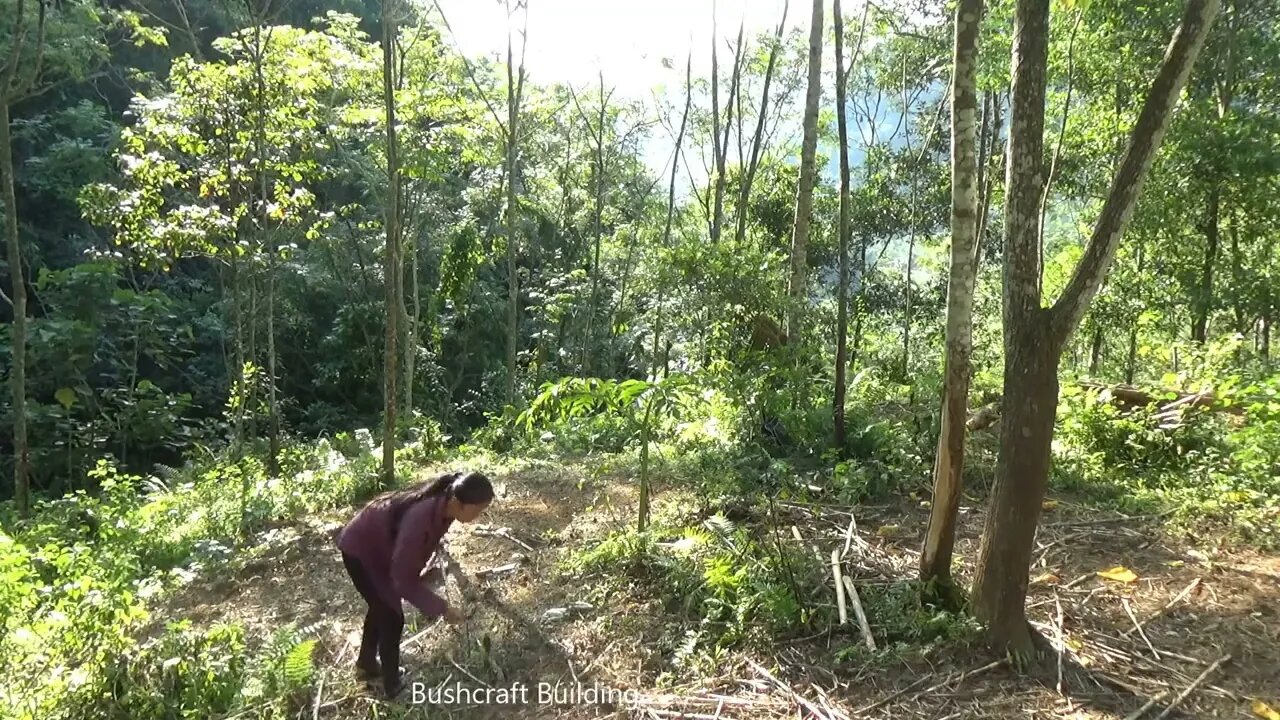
[786, 0, 824, 342]
[1192, 187, 1219, 344]
[381, 0, 402, 486]
[1, 100, 30, 517]
[503, 4, 527, 407]
[971, 0, 1219, 656]
[919, 0, 983, 587]
[833, 0, 853, 451]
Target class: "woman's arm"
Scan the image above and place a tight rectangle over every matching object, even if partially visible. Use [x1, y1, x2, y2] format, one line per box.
[389, 498, 450, 617]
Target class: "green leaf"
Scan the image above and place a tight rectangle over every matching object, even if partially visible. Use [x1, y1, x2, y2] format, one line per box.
[284, 639, 316, 687]
[55, 388, 77, 410]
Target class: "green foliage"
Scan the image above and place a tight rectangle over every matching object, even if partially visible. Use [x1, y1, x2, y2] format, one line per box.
[561, 515, 815, 663]
[0, 434, 385, 718]
[834, 581, 982, 665]
[1056, 368, 1280, 546]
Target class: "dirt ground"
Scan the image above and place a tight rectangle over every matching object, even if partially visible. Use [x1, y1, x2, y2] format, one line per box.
[153, 457, 1280, 719]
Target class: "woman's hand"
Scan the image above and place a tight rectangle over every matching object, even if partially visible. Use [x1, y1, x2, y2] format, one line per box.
[443, 606, 465, 624]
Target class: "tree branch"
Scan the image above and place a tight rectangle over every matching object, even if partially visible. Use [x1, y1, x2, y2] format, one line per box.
[430, 0, 508, 132]
[1036, 9, 1082, 296]
[2, 0, 30, 99]
[1049, 0, 1222, 343]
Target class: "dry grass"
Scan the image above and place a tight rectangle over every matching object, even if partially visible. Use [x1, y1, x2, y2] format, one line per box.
[151, 458, 1280, 719]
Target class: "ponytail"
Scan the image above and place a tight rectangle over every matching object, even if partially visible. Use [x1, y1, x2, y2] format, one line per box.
[375, 470, 494, 535]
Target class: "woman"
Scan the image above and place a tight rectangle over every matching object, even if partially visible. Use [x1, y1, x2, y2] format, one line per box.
[336, 470, 494, 697]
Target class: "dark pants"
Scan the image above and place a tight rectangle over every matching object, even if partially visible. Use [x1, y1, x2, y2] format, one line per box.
[341, 552, 403, 690]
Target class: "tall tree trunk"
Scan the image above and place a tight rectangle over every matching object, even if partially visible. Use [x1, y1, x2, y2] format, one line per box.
[1192, 188, 1219, 344]
[833, 0, 853, 451]
[584, 73, 606, 373]
[1125, 240, 1145, 384]
[734, 0, 790, 247]
[252, 24, 280, 477]
[972, 0, 1220, 656]
[786, 0, 824, 342]
[976, 92, 1004, 264]
[266, 253, 280, 472]
[230, 253, 247, 453]
[652, 54, 692, 380]
[1228, 213, 1246, 335]
[712, 20, 745, 245]
[503, 3, 527, 407]
[381, 0, 401, 486]
[246, 259, 258, 440]
[1088, 323, 1104, 376]
[1, 101, 30, 517]
[1262, 310, 1272, 362]
[405, 231, 419, 414]
[919, 0, 983, 587]
[963, 5, 1059, 628]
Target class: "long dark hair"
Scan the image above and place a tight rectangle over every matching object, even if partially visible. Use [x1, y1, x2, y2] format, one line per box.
[375, 471, 494, 534]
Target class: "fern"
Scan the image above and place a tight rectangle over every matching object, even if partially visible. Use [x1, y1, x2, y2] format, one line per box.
[283, 639, 316, 688]
[703, 513, 736, 539]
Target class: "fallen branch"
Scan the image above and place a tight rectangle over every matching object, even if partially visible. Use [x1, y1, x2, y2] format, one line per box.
[1055, 592, 1065, 695]
[853, 675, 931, 714]
[312, 670, 327, 720]
[840, 515, 862, 559]
[907, 659, 1006, 704]
[1152, 654, 1230, 720]
[851, 659, 1008, 716]
[403, 620, 441, 652]
[745, 658, 843, 720]
[473, 525, 535, 551]
[1048, 509, 1174, 529]
[642, 710, 723, 720]
[1123, 691, 1169, 720]
[1122, 597, 1160, 660]
[841, 576, 876, 651]
[475, 562, 521, 577]
[1123, 578, 1200, 637]
[446, 652, 492, 688]
[832, 551, 848, 626]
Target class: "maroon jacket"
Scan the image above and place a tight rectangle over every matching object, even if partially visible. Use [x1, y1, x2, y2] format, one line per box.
[337, 494, 453, 617]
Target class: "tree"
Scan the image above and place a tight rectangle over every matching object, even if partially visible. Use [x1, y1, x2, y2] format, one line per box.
[786, 0, 823, 342]
[380, 0, 402, 487]
[710, 8, 744, 245]
[919, 0, 983, 588]
[832, 0, 868, 450]
[971, 0, 1220, 654]
[733, 1, 789, 248]
[503, 0, 527, 407]
[4, 0, 155, 515]
[0, 0, 44, 516]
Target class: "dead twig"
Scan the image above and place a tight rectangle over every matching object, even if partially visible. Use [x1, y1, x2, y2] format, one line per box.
[1055, 591, 1065, 695]
[1123, 691, 1169, 720]
[1122, 578, 1200, 638]
[1121, 597, 1161, 661]
[474, 562, 521, 577]
[853, 675, 931, 714]
[1152, 654, 1230, 720]
[473, 525, 536, 551]
[840, 576, 876, 651]
[445, 652, 492, 688]
[832, 551, 848, 626]
[312, 670, 326, 720]
[907, 659, 1006, 704]
[745, 658, 842, 720]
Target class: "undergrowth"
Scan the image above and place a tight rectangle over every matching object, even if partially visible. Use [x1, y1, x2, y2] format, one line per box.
[0, 419, 445, 720]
